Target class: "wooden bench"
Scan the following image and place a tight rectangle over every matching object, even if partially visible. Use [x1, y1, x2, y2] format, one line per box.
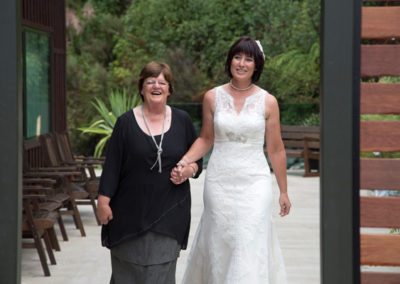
[281, 125, 320, 177]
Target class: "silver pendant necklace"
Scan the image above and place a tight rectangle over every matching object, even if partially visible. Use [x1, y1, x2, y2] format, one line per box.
[229, 79, 254, 92]
[141, 105, 167, 173]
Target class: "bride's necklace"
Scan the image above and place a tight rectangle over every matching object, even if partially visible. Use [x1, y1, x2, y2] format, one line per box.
[141, 105, 167, 173]
[229, 79, 253, 92]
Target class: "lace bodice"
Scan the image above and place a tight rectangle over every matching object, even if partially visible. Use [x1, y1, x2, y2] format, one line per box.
[210, 86, 270, 176]
[214, 86, 266, 146]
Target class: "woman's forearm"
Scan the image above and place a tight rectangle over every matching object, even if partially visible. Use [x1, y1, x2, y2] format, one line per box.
[268, 149, 288, 194]
[181, 136, 213, 164]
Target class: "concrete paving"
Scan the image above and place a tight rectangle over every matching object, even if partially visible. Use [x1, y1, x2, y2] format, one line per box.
[21, 170, 320, 284]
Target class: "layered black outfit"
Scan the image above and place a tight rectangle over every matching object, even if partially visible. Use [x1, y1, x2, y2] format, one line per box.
[99, 107, 202, 283]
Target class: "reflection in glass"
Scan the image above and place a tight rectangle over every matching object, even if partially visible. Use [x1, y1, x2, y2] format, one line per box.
[23, 29, 51, 138]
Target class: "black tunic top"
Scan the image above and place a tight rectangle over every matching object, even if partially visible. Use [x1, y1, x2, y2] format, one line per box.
[99, 107, 202, 249]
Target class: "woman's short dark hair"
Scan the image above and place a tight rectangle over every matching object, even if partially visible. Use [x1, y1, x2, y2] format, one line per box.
[138, 61, 174, 100]
[225, 36, 265, 83]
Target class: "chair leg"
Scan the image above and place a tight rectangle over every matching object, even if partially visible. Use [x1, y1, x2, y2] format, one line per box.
[303, 156, 310, 177]
[70, 203, 80, 230]
[69, 198, 86, 237]
[89, 194, 101, 226]
[43, 231, 57, 265]
[47, 227, 60, 251]
[57, 214, 69, 241]
[303, 158, 319, 177]
[86, 180, 101, 225]
[31, 231, 51, 276]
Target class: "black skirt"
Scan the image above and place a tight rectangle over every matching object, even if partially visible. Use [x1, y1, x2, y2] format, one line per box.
[110, 231, 181, 284]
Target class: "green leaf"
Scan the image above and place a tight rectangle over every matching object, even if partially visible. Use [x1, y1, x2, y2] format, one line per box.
[94, 135, 111, 157]
[78, 88, 141, 156]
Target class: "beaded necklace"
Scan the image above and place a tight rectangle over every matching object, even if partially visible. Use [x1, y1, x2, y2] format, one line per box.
[229, 79, 254, 92]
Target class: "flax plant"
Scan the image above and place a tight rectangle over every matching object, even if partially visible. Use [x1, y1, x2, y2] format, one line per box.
[79, 89, 141, 157]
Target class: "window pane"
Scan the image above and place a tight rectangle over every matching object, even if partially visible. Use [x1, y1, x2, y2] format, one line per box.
[23, 30, 51, 138]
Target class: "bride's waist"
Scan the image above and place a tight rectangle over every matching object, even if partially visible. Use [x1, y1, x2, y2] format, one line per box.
[209, 144, 268, 164]
[213, 140, 264, 148]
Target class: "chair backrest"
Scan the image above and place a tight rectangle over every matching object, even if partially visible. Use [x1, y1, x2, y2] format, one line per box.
[23, 138, 45, 171]
[54, 131, 75, 163]
[39, 134, 63, 167]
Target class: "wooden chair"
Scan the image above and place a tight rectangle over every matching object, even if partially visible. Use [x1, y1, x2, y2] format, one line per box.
[22, 194, 58, 276]
[23, 138, 87, 236]
[23, 186, 62, 251]
[23, 179, 69, 242]
[360, 3, 400, 283]
[40, 134, 101, 225]
[54, 131, 104, 180]
[54, 132, 103, 225]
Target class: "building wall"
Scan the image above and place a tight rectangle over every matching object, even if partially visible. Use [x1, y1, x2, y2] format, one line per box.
[22, 0, 66, 132]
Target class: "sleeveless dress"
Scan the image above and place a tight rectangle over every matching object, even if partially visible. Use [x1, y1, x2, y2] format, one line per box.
[182, 86, 287, 284]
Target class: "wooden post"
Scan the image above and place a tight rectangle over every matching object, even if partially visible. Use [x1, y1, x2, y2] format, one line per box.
[320, 0, 361, 283]
[0, 0, 22, 282]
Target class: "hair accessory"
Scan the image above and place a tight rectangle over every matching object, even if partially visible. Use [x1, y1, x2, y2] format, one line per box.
[255, 40, 265, 60]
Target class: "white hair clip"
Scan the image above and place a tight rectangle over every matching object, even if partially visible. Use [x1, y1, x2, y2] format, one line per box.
[255, 40, 265, 60]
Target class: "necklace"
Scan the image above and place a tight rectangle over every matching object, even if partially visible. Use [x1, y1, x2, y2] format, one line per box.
[141, 105, 167, 173]
[229, 79, 253, 92]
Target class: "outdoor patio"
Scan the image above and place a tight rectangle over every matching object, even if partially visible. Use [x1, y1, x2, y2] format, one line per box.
[21, 170, 320, 284]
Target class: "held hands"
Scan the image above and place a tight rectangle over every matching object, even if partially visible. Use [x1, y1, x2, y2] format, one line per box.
[170, 166, 188, 184]
[170, 159, 195, 185]
[279, 192, 291, 217]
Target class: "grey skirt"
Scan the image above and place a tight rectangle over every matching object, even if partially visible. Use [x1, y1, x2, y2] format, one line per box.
[110, 231, 181, 284]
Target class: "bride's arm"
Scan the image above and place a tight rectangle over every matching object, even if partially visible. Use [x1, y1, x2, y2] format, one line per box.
[179, 89, 215, 165]
[265, 94, 291, 216]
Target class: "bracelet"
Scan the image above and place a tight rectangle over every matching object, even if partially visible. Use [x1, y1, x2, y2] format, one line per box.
[177, 159, 188, 167]
[188, 165, 197, 178]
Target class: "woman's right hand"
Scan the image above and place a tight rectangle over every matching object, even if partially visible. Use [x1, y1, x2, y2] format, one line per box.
[97, 195, 113, 225]
[97, 204, 113, 225]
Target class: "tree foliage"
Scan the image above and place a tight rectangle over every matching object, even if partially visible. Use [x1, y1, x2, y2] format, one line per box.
[66, 0, 321, 152]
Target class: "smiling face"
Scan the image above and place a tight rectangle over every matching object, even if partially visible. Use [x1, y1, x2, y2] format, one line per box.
[137, 61, 174, 103]
[230, 53, 256, 82]
[141, 73, 170, 105]
[225, 36, 265, 83]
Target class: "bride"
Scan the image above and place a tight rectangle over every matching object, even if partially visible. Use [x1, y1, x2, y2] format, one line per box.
[171, 36, 291, 283]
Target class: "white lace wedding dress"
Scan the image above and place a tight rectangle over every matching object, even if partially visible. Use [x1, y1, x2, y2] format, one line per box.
[182, 86, 287, 284]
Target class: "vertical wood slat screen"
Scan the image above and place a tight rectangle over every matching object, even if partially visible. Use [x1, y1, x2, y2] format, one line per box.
[360, 4, 400, 283]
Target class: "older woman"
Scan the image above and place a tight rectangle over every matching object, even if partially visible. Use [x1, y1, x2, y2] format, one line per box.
[97, 61, 202, 284]
[175, 36, 291, 283]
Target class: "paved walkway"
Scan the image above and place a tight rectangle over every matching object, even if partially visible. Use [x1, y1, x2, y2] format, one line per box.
[21, 170, 320, 284]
